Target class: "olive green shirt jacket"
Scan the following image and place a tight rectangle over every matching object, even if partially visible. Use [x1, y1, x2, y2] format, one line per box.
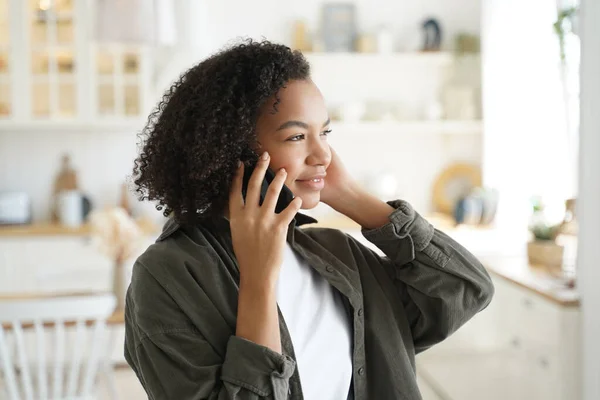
[124, 199, 494, 400]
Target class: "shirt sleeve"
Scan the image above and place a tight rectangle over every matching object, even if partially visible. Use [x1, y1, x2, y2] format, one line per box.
[124, 261, 296, 400]
[359, 199, 495, 354]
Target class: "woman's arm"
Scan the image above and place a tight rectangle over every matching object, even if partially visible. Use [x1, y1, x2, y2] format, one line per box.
[320, 150, 494, 354]
[325, 186, 494, 354]
[125, 259, 295, 400]
[236, 280, 281, 354]
[354, 198, 494, 354]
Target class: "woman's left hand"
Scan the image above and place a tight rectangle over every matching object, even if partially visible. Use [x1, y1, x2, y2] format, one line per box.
[319, 146, 360, 210]
[320, 146, 395, 229]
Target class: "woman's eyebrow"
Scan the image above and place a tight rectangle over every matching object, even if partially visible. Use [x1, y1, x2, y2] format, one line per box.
[276, 118, 331, 131]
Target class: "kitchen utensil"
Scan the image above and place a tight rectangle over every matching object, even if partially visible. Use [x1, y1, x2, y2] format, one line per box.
[57, 190, 84, 227]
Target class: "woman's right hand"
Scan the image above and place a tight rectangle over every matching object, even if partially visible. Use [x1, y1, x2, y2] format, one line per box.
[228, 151, 303, 288]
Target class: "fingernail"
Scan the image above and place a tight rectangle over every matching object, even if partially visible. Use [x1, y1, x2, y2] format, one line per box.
[280, 168, 286, 174]
[261, 151, 269, 160]
[237, 160, 242, 168]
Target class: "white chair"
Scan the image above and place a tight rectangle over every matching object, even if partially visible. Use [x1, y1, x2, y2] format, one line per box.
[0, 294, 117, 400]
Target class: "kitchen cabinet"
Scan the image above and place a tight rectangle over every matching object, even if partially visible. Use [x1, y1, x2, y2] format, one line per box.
[0, 234, 161, 294]
[0, 0, 151, 125]
[0, 233, 157, 365]
[417, 274, 581, 400]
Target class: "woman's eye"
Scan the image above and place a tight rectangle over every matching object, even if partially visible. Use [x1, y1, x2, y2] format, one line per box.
[288, 130, 331, 141]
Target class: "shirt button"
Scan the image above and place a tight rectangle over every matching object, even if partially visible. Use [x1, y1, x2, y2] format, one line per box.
[357, 308, 363, 317]
[358, 367, 365, 376]
[326, 266, 334, 273]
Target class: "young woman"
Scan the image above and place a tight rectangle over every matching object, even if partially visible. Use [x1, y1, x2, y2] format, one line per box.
[124, 39, 494, 400]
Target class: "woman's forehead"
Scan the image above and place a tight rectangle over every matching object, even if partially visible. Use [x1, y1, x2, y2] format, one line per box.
[258, 80, 328, 128]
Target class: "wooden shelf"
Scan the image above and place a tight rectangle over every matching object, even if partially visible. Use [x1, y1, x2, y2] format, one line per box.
[0, 223, 92, 236]
[0, 219, 159, 237]
[0, 119, 146, 132]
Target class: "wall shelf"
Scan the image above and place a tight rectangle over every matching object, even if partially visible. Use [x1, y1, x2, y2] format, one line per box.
[330, 120, 482, 135]
[0, 119, 146, 132]
[303, 51, 456, 65]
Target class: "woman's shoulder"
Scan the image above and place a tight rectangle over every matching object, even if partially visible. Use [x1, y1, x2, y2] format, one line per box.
[133, 218, 222, 284]
[127, 218, 238, 335]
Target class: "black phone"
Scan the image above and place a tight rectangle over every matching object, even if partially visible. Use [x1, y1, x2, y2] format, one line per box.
[241, 162, 295, 214]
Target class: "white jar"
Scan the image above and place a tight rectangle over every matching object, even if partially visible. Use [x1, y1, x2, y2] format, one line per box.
[57, 190, 83, 227]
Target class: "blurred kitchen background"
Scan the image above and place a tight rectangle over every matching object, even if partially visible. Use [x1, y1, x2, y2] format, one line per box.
[1, 0, 598, 399]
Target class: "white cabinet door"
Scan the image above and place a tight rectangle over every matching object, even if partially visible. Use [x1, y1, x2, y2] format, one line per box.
[0, 236, 112, 294]
[0, 238, 36, 292]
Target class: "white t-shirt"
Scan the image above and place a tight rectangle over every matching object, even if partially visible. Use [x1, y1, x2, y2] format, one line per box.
[276, 244, 353, 400]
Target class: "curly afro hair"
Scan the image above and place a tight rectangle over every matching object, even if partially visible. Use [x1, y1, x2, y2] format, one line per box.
[132, 39, 311, 225]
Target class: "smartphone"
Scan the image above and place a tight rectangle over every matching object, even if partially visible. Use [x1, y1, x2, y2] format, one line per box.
[241, 161, 295, 213]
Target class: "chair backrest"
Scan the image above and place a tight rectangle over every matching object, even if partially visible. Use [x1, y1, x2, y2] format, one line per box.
[0, 293, 116, 400]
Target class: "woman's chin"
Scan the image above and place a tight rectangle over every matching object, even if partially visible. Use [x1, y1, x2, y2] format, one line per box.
[297, 193, 321, 210]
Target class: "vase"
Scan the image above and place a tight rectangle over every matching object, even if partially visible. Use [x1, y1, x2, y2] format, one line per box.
[527, 240, 564, 273]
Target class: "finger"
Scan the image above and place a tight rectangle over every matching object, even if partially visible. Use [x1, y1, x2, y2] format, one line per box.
[261, 168, 287, 212]
[228, 161, 244, 214]
[246, 151, 270, 207]
[278, 196, 303, 225]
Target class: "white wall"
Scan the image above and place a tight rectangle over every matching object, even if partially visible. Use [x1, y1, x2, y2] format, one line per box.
[578, 0, 600, 397]
[0, 127, 482, 223]
[0, 0, 482, 223]
[0, 129, 161, 223]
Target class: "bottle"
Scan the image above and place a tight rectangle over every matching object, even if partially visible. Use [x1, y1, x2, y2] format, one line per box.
[376, 25, 394, 54]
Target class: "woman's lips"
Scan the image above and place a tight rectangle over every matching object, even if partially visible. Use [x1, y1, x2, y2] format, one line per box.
[296, 178, 325, 190]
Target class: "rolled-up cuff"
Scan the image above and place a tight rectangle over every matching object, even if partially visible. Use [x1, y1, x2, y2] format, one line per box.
[221, 335, 296, 397]
[361, 200, 434, 264]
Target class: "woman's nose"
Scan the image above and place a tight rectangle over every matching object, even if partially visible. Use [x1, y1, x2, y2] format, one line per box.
[306, 137, 331, 166]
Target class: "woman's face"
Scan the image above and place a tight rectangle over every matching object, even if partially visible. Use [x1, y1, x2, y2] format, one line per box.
[255, 79, 332, 210]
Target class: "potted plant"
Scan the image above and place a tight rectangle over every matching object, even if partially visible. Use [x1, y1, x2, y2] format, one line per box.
[527, 198, 564, 271]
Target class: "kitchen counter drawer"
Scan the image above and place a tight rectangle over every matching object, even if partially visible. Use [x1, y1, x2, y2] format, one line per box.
[498, 278, 562, 351]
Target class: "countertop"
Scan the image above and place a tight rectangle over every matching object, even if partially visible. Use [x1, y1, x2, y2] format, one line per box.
[0, 218, 160, 237]
[0, 223, 94, 236]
